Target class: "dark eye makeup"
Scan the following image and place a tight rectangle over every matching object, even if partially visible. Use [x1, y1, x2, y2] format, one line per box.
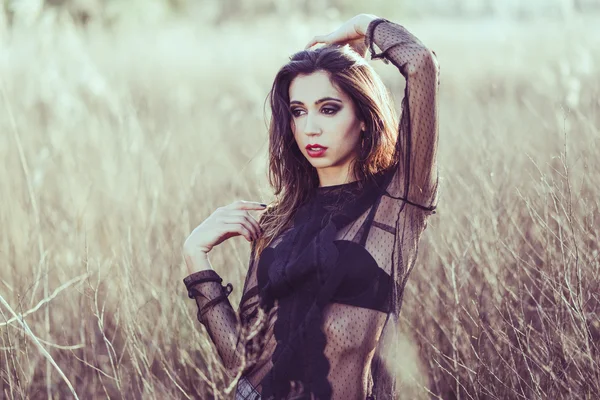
[290, 106, 339, 117]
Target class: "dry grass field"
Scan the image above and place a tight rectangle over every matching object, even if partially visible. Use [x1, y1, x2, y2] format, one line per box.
[0, 6, 599, 400]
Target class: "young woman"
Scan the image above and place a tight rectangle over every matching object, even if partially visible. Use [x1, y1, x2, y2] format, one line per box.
[182, 13, 440, 400]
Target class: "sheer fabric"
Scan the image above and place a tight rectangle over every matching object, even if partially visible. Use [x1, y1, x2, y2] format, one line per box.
[183, 18, 440, 400]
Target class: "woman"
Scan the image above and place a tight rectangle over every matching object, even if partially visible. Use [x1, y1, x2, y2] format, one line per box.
[182, 13, 440, 400]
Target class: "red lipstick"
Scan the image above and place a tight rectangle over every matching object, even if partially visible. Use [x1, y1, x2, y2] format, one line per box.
[305, 144, 328, 158]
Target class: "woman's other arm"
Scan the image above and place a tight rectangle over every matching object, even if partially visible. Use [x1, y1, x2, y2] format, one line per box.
[182, 200, 267, 377]
[183, 241, 266, 378]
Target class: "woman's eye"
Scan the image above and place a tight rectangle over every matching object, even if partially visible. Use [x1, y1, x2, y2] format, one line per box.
[291, 107, 338, 117]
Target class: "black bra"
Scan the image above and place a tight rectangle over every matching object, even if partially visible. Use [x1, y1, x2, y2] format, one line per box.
[256, 240, 391, 314]
[330, 240, 391, 314]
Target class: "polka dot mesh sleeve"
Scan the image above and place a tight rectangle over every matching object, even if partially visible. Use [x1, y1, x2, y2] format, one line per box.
[361, 18, 440, 398]
[183, 238, 268, 380]
[364, 17, 440, 211]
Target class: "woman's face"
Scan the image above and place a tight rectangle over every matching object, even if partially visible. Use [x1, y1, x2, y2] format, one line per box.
[289, 70, 365, 187]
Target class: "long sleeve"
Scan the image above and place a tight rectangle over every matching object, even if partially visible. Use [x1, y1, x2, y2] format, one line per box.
[359, 19, 440, 399]
[364, 18, 440, 210]
[182, 240, 266, 377]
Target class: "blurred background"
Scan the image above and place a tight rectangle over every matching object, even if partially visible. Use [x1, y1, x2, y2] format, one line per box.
[1, 0, 599, 399]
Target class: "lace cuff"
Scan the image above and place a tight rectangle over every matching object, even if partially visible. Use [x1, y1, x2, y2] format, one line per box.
[363, 18, 392, 64]
[363, 17, 426, 66]
[183, 269, 234, 325]
[183, 269, 223, 298]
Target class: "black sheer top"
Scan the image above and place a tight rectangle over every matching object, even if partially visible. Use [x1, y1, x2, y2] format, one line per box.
[183, 17, 440, 400]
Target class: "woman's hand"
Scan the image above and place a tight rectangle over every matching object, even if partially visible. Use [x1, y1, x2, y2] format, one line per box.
[183, 200, 267, 258]
[304, 13, 379, 58]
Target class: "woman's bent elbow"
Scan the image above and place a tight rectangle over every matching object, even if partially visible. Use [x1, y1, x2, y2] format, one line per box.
[407, 48, 439, 76]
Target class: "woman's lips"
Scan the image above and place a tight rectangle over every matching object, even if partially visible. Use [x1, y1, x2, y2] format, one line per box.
[306, 147, 327, 157]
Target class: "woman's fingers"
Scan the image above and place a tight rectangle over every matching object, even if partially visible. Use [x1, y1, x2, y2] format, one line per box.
[306, 35, 368, 59]
[305, 36, 316, 48]
[225, 200, 267, 211]
[222, 217, 255, 241]
[305, 30, 344, 48]
[229, 211, 262, 234]
[234, 223, 254, 242]
[230, 203, 264, 237]
[305, 15, 369, 50]
[223, 214, 261, 240]
[305, 35, 325, 49]
[183, 200, 268, 254]
[239, 212, 262, 239]
[220, 200, 267, 241]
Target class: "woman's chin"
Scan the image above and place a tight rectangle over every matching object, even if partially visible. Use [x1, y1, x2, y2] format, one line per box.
[309, 160, 330, 168]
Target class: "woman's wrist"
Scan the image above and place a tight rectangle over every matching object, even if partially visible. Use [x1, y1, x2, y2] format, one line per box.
[357, 14, 379, 36]
[184, 249, 213, 274]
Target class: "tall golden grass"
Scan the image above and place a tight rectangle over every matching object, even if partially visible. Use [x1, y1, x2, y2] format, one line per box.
[0, 11, 599, 399]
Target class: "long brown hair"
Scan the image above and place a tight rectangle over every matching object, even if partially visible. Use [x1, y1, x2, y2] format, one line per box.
[253, 43, 399, 265]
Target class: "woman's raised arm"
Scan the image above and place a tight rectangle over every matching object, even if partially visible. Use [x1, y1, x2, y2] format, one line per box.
[306, 14, 440, 210]
[365, 17, 440, 210]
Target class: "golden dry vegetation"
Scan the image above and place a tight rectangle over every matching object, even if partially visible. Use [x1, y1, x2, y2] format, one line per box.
[0, 5, 599, 400]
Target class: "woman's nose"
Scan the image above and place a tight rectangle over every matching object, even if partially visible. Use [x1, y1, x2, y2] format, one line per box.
[304, 114, 322, 135]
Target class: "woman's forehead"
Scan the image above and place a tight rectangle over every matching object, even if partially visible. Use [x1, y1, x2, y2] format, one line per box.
[289, 71, 349, 104]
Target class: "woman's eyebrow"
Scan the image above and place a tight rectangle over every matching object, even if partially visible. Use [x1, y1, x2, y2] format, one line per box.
[289, 97, 343, 105]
